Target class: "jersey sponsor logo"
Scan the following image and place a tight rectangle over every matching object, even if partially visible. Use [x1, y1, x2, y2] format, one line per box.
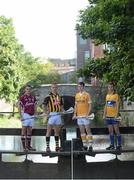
[54, 99, 60, 106]
[106, 100, 116, 107]
[25, 102, 35, 106]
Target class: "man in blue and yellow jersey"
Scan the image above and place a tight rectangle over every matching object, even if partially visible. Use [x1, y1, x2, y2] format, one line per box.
[42, 83, 63, 152]
[103, 82, 122, 150]
[73, 82, 93, 151]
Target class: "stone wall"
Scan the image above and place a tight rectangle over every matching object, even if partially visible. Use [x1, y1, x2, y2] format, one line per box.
[34, 84, 106, 111]
[122, 101, 134, 125]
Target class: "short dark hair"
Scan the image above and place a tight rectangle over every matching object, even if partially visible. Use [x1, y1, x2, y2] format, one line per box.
[108, 82, 115, 86]
[25, 84, 32, 89]
[78, 82, 85, 87]
[51, 82, 57, 86]
[108, 82, 116, 93]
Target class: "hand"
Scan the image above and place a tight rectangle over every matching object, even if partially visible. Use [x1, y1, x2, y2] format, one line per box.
[115, 114, 119, 119]
[19, 114, 23, 121]
[72, 115, 76, 120]
[115, 116, 122, 121]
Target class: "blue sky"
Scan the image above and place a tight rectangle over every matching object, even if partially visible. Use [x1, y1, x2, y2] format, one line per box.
[0, 0, 89, 59]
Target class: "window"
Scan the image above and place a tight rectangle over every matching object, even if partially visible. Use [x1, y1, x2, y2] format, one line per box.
[84, 51, 90, 62]
[79, 36, 87, 45]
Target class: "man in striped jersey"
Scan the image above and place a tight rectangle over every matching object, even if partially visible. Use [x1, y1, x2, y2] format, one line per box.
[42, 83, 63, 152]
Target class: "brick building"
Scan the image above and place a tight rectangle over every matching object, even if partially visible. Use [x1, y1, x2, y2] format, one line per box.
[76, 33, 104, 70]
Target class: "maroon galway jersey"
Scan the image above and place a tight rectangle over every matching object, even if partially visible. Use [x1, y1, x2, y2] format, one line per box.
[19, 94, 36, 115]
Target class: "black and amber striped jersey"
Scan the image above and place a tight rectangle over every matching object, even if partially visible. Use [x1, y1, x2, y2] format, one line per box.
[43, 92, 63, 112]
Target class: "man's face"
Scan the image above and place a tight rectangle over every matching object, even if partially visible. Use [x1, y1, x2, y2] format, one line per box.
[108, 84, 114, 92]
[25, 86, 31, 94]
[78, 84, 84, 92]
[51, 84, 58, 93]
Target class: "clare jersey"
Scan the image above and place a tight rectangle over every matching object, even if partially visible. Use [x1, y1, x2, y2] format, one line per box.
[75, 91, 91, 116]
[43, 93, 63, 112]
[19, 94, 36, 115]
[105, 93, 119, 117]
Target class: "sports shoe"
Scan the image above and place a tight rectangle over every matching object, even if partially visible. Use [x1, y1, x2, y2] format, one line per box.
[23, 147, 28, 152]
[27, 146, 36, 151]
[88, 146, 93, 152]
[106, 145, 115, 150]
[55, 147, 61, 152]
[46, 147, 51, 153]
[81, 146, 88, 151]
[116, 145, 122, 151]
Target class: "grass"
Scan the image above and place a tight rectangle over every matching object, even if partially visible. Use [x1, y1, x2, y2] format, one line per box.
[0, 114, 47, 128]
[0, 115, 21, 128]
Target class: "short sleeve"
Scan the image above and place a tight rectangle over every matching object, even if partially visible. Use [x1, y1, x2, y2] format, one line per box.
[19, 96, 23, 106]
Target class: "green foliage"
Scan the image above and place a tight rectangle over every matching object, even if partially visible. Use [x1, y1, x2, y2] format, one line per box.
[0, 16, 22, 102]
[69, 72, 77, 83]
[19, 55, 60, 86]
[76, 0, 134, 100]
[0, 114, 21, 128]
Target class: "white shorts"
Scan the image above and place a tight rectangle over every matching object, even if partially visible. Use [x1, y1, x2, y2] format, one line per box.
[77, 117, 91, 126]
[22, 113, 34, 127]
[48, 112, 62, 125]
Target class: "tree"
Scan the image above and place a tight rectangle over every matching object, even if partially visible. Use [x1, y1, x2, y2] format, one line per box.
[0, 16, 22, 102]
[0, 16, 63, 104]
[76, 0, 134, 100]
[25, 63, 62, 87]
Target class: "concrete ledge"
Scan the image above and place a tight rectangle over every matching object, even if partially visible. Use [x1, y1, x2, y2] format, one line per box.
[1, 148, 134, 157]
[0, 126, 134, 135]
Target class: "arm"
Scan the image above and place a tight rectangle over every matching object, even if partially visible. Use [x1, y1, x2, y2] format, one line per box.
[103, 95, 107, 119]
[42, 104, 49, 114]
[42, 96, 49, 115]
[34, 103, 37, 115]
[115, 94, 119, 117]
[60, 96, 64, 112]
[17, 100, 22, 118]
[87, 93, 92, 116]
[103, 103, 107, 119]
[72, 101, 77, 119]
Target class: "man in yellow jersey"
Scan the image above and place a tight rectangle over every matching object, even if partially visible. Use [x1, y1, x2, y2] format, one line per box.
[42, 83, 63, 152]
[73, 82, 93, 151]
[103, 82, 122, 150]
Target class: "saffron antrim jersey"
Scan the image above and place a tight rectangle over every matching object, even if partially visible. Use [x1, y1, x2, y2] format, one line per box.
[19, 94, 36, 115]
[75, 91, 91, 116]
[43, 93, 63, 112]
[105, 93, 119, 117]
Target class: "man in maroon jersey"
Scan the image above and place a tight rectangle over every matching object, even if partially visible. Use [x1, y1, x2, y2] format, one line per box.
[18, 85, 37, 151]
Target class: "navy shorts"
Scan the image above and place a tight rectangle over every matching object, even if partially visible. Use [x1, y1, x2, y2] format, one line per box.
[106, 117, 119, 125]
